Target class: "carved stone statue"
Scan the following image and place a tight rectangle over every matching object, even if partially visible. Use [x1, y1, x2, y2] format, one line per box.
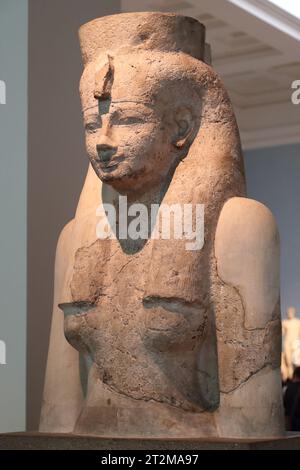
[282, 307, 300, 381]
[40, 12, 284, 438]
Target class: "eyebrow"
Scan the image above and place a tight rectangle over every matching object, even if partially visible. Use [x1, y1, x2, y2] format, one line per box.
[82, 104, 98, 113]
[82, 100, 155, 113]
[110, 100, 153, 106]
[84, 113, 100, 120]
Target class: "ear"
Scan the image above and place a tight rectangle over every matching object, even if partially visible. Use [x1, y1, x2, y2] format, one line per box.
[172, 106, 194, 149]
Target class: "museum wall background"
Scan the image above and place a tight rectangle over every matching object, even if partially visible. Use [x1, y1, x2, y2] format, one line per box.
[0, 0, 27, 433]
[245, 143, 300, 319]
[27, 0, 121, 431]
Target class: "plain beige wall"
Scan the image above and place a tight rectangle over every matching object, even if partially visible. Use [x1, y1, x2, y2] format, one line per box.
[27, 0, 121, 430]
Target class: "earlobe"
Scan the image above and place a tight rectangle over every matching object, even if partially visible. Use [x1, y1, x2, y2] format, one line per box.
[172, 106, 194, 149]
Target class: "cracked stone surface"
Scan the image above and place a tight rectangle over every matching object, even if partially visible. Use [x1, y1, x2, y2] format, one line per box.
[40, 12, 284, 438]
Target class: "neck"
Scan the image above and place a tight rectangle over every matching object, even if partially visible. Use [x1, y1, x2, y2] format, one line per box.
[105, 180, 168, 254]
[125, 181, 165, 206]
[111, 168, 175, 207]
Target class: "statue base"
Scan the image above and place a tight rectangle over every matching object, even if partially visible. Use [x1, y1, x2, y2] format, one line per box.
[0, 432, 300, 450]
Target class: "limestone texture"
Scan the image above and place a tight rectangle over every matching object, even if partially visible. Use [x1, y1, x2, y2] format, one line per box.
[40, 12, 284, 438]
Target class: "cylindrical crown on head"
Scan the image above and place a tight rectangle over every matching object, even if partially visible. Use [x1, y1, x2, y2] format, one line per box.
[79, 12, 206, 66]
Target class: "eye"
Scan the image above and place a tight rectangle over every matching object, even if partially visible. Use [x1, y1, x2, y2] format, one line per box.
[117, 116, 144, 126]
[85, 119, 101, 133]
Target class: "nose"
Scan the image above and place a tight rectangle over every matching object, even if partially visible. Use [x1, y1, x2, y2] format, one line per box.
[96, 141, 117, 163]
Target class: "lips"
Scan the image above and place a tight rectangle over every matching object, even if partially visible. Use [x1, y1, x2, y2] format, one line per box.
[99, 151, 114, 164]
[97, 154, 125, 170]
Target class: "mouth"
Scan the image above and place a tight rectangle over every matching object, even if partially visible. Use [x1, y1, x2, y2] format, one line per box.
[96, 154, 125, 171]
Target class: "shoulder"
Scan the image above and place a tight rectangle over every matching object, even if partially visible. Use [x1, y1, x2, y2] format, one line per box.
[215, 196, 279, 244]
[215, 197, 280, 329]
[215, 196, 279, 267]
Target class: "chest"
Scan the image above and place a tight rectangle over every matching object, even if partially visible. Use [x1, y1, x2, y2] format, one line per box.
[69, 237, 151, 307]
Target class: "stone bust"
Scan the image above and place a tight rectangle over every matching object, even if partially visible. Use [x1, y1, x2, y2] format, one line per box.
[40, 12, 284, 438]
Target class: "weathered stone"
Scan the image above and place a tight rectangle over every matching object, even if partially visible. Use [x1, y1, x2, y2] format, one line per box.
[40, 12, 284, 438]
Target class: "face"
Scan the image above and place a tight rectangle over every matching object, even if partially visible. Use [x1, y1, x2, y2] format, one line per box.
[287, 307, 296, 319]
[83, 98, 176, 194]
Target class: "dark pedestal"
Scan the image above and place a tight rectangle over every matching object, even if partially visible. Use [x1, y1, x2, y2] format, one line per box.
[0, 432, 300, 450]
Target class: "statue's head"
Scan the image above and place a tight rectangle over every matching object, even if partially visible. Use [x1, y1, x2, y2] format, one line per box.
[78, 13, 245, 202]
[80, 51, 202, 195]
[287, 306, 297, 319]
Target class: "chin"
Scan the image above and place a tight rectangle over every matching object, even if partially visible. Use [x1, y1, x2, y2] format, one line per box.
[104, 172, 150, 196]
[91, 158, 149, 194]
[91, 160, 122, 181]
[98, 165, 129, 183]
[99, 171, 120, 182]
